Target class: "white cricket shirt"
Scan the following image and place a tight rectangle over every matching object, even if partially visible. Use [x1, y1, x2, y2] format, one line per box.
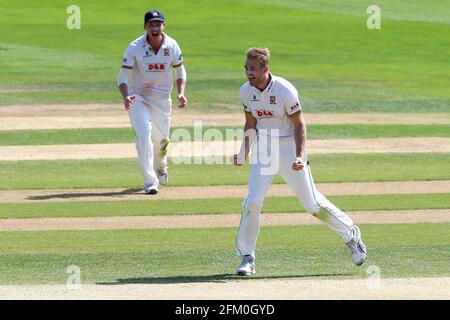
[121, 32, 183, 97]
[240, 74, 302, 136]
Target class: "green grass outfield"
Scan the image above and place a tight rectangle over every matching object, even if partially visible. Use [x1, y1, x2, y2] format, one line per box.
[1, 0, 449, 111]
[1, 193, 449, 219]
[1, 0, 449, 289]
[0, 224, 448, 284]
[1, 124, 450, 145]
[1, 153, 448, 189]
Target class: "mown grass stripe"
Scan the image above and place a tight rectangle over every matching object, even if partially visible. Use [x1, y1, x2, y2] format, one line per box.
[0, 223, 448, 284]
[1, 193, 449, 219]
[0, 153, 449, 190]
[1, 124, 450, 145]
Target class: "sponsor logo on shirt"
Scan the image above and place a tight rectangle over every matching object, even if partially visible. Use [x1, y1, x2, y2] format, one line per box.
[290, 102, 300, 111]
[147, 63, 167, 71]
[256, 110, 274, 118]
[269, 96, 276, 104]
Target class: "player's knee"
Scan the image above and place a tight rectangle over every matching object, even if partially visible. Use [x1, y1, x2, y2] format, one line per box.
[159, 138, 170, 155]
[304, 202, 321, 215]
[135, 130, 151, 141]
[160, 138, 170, 148]
[242, 199, 262, 216]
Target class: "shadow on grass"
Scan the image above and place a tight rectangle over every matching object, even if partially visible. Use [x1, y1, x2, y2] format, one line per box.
[97, 272, 353, 285]
[28, 188, 142, 200]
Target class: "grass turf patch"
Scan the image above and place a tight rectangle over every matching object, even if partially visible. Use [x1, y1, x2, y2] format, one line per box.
[0, 153, 449, 189]
[0, 223, 448, 284]
[0, 1, 449, 111]
[1, 193, 449, 219]
[250, 0, 450, 24]
[1, 124, 450, 145]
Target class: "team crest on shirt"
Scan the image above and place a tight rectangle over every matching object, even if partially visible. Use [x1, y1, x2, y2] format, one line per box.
[163, 48, 170, 56]
[269, 96, 276, 104]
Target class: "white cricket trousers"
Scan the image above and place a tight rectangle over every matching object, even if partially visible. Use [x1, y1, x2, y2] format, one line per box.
[129, 93, 171, 185]
[236, 134, 354, 258]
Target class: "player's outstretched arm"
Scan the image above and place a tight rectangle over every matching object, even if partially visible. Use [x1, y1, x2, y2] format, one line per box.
[231, 111, 257, 166]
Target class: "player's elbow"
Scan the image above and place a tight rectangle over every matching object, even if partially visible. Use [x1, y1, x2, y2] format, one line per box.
[244, 114, 257, 130]
[174, 65, 186, 80]
[117, 67, 131, 86]
[244, 121, 257, 134]
[306, 205, 321, 214]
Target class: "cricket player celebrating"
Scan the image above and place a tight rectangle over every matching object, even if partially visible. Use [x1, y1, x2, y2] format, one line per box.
[117, 9, 187, 194]
[231, 48, 366, 276]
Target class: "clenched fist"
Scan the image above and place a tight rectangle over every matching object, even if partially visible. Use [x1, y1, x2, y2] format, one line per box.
[123, 95, 136, 112]
[292, 157, 305, 171]
[177, 94, 188, 108]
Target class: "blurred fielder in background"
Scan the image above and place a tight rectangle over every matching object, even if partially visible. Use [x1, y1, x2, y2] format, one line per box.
[117, 9, 187, 195]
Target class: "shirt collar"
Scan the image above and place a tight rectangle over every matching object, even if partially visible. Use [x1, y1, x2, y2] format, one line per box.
[254, 73, 274, 93]
[265, 73, 275, 93]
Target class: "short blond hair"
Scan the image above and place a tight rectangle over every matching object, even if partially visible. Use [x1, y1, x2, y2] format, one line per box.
[246, 47, 270, 68]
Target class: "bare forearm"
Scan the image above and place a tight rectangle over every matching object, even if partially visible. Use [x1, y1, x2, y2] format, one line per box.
[294, 123, 306, 158]
[118, 83, 129, 99]
[240, 122, 257, 159]
[176, 78, 186, 96]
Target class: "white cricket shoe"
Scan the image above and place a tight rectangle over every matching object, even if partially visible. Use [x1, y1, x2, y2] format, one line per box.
[144, 182, 159, 195]
[157, 169, 168, 185]
[346, 225, 367, 266]
[236, 255, 256, 276]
